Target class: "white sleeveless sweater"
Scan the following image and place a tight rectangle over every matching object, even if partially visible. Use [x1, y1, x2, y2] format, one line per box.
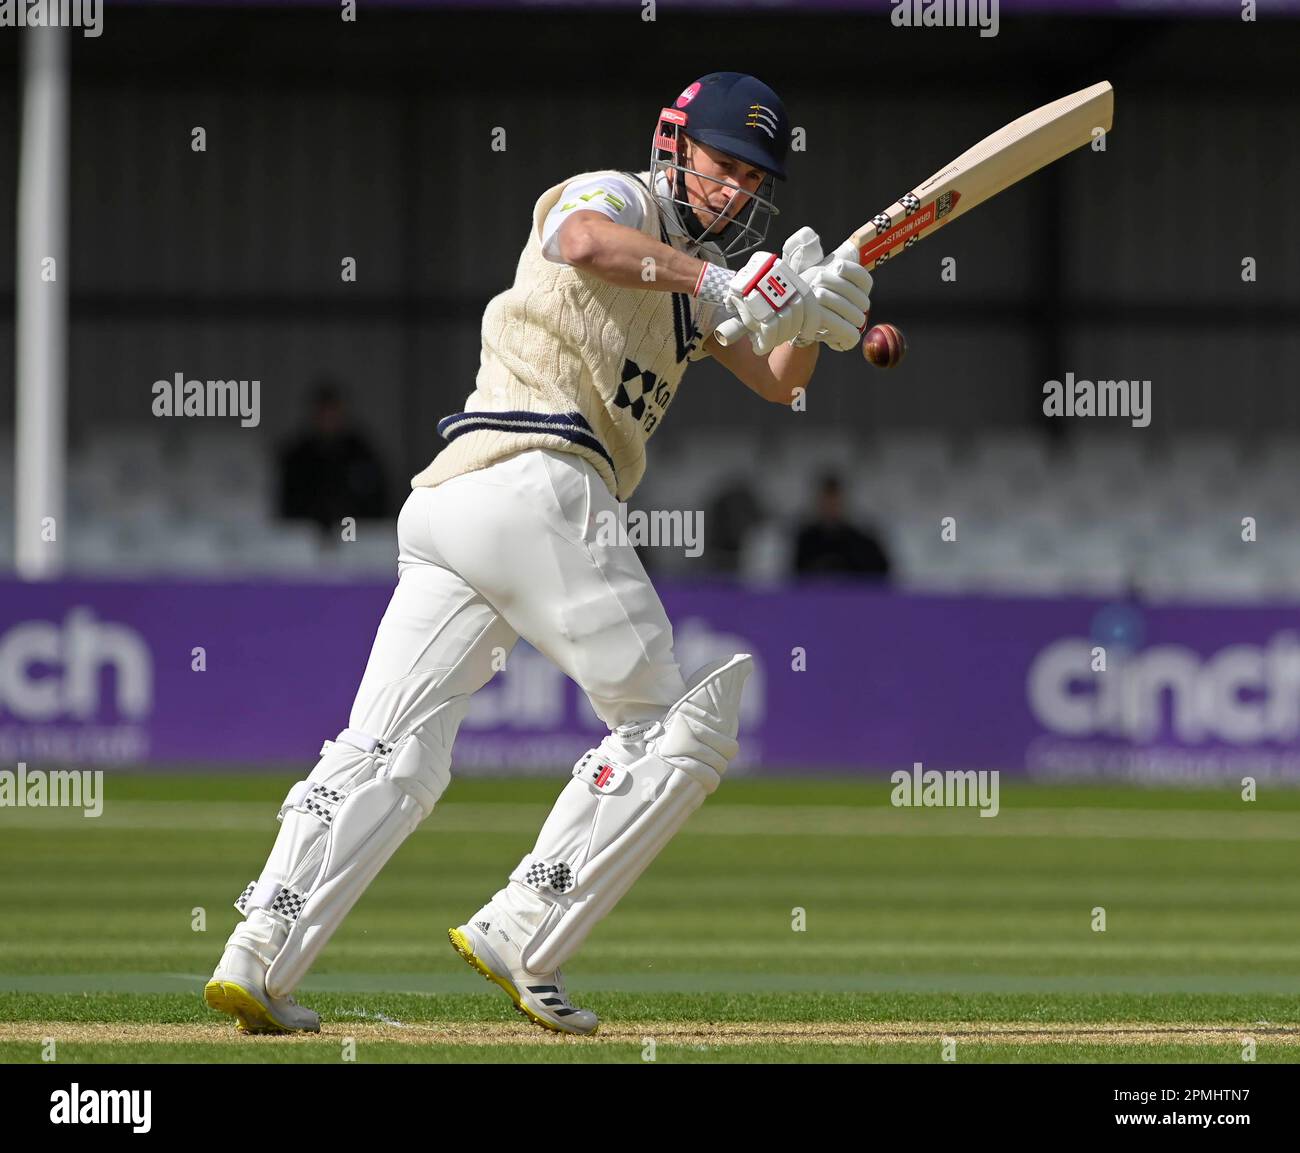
[410, 169, 716, 502]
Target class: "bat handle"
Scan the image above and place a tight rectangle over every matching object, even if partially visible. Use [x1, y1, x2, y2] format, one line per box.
[713, 316, 747, 348]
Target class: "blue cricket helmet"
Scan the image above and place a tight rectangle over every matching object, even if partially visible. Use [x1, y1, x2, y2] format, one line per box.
[670, 72, 790, 180]
[649, 72, 790, 259]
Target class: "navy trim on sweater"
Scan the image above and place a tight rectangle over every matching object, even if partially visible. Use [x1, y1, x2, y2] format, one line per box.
[436, 410, 617, 480]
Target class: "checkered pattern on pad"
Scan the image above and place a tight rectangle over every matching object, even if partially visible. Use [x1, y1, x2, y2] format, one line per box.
[523, 860, 574, 894]
[300, 783, 344, 824]
[234, 880, 309, 921]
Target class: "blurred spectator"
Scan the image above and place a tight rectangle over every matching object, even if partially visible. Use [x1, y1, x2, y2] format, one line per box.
[703, 476, 764, 574]
[794, 472, 891, 581]
[279, 381, 389, 533]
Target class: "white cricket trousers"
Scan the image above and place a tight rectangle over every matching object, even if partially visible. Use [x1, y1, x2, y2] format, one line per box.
[345, 448, 688, 748]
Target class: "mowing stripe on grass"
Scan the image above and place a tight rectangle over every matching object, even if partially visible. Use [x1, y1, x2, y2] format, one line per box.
[5, 971, 1300, 995]
[3, 804, 1299, 841]
[6, 941, 1300, 962]
[1, 1020, 1294, 1048]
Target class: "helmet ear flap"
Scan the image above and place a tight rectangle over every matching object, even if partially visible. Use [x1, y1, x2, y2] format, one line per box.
[653, 106, 687, 163]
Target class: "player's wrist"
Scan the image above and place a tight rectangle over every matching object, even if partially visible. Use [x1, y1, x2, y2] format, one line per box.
[693, 262, 732, 303]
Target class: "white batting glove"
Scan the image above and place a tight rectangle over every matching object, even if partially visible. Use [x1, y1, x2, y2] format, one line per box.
[781, 225, 825, 275]
[698, 252, 812, 357]
[801, 257, 874, 352]
[780, 227, 828, 347]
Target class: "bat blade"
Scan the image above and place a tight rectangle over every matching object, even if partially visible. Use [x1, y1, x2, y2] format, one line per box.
[713, 81, 1113, 348]
[842, 80, 1113, 269]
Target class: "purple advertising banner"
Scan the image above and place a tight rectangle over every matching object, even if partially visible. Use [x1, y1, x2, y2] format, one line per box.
[114, 1, 1300, 13]
[1, 578, 1298, 781]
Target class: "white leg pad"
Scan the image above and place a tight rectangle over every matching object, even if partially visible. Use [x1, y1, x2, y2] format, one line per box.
[490, 654, 753, 975]
[229, 695, 469, 998]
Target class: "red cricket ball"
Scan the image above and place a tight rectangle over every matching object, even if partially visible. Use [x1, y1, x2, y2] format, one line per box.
[862, 323, 907, 369]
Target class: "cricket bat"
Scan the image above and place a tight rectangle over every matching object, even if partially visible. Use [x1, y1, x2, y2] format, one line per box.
[713, 81, 1114, 347]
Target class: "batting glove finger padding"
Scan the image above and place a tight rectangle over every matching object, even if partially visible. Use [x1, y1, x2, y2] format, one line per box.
[780, 225, 824, 275]
[803, 258, 874, 351]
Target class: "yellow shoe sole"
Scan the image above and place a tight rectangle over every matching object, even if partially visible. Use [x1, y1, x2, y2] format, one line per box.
[447, 927, 596, 1037]
[204, 978, 316, 1035]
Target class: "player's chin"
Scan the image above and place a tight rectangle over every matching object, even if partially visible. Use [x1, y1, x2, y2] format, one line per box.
[697, 206, 738, 234]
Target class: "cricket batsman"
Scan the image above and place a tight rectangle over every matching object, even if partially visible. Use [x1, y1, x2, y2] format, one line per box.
[205, 72, 873, 1036]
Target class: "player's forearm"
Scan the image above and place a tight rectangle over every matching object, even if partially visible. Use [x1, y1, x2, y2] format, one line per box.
[762, 339, 820, 404]
[558, 216, 706, 294]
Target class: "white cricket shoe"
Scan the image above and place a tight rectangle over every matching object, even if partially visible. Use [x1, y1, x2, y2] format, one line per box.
[448, 918, 598, 1036]
[204, 935, 321, 1035]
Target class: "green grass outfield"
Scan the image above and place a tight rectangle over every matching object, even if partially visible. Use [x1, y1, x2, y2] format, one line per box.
[1, 773, 1298, 1063]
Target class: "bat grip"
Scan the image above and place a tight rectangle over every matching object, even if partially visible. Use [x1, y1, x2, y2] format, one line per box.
[713, 316, 746, 348]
